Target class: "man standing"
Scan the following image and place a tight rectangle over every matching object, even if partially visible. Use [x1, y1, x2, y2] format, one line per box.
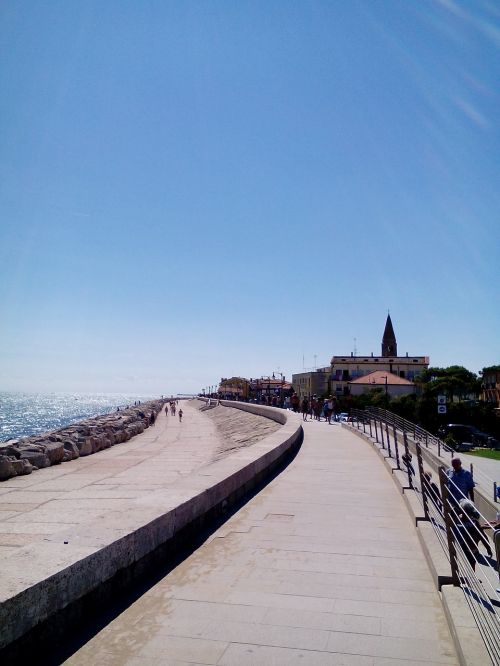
[446, 457, 475, 506]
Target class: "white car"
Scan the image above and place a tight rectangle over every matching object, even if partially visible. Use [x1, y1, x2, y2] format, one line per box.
[339, 413, 350, 422]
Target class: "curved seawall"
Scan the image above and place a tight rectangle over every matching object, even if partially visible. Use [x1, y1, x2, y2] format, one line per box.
[0, 400, 303, 660]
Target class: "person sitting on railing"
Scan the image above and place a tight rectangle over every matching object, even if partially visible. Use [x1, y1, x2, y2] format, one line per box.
[424, 471, 442, 512]
[454, 499, 492, 572]
[446, 457, 475, 506]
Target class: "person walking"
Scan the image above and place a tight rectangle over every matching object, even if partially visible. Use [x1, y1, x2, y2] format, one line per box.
[311, 396, 318, 420]
[301, 397, 309, 421]
[316, 398, 324, 421]
[327, 396, 337, 424]
[178, 408, 183, 422]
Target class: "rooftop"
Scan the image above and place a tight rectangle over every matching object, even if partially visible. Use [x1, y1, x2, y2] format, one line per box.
[349, 370, 415, 386]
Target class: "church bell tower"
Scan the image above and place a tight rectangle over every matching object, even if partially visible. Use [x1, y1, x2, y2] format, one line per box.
[382, 314, 397, 357]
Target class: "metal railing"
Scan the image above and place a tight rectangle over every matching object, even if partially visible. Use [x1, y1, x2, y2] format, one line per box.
[354, 407, 498, 504]
[349, 409, 500, 664]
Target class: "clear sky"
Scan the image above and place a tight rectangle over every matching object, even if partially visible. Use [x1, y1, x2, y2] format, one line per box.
[0, 1, 499, 395]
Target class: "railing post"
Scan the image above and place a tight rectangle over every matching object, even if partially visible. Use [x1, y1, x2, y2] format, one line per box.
[362, 415, 366, 434]
[425, 432, 429, 448]
[494, 481, 498, 504]
[416, 441, 429, 521]
[369, 417, 373, 439]
[438, 439, 441, 457]
[379, 419, 385, 448]
[438, 467, 460, 587]
[403, 430, 413, 489]
[374, 419, 379, 443]
[385, 421, 392, 458]
[392, 424, 400, 469]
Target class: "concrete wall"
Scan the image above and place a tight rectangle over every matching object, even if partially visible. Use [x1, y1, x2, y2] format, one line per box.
[218, 400, 287, 424]
[0, 401, 303, 659]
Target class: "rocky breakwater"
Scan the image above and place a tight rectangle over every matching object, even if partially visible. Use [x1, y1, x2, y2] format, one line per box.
[0, 400, 164, 482]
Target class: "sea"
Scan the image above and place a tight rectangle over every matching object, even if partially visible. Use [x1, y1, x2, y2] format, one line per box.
[0, 392, 155, 442]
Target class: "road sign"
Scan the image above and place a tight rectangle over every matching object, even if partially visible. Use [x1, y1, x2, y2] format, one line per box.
[438, 405, 447, 414]
[437, 395, 446, 405]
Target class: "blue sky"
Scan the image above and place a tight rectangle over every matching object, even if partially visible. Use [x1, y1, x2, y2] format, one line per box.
[0, 1, 499, 395]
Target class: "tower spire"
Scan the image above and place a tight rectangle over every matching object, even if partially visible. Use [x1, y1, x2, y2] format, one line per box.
[382, 314, 397, 357]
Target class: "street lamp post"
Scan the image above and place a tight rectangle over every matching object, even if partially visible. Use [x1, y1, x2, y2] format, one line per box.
[383, 375, 388, 406]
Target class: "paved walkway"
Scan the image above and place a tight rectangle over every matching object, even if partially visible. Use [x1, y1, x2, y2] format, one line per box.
[64, 418, 459, 665]
[0, 403, 221, 557]
[461, 452, 500, 488]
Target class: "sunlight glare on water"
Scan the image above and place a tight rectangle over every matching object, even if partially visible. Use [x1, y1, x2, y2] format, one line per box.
[0, 392, 155, 442]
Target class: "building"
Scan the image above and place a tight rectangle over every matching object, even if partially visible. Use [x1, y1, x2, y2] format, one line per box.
[218, 377, 250, 400]
[481, 365, 500, 409]
[348, 370, 416, 398]
[330, 314, 428, 396]
[249, 376, 292, 404]
[292, 368, 330, 400]
[292, 314, 429, 399]
[219, 375, 293, 404]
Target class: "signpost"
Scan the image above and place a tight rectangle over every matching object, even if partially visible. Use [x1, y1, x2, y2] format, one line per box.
[437, 395, 447, 414]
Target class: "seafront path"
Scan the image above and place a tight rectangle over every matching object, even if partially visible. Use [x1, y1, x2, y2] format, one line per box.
[0, 403, 226, 558]
[62, 406, 459, 665]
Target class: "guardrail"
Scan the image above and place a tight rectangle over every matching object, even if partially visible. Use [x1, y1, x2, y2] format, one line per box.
[350, 408, 500, 664]
[357, 407, 498, 504]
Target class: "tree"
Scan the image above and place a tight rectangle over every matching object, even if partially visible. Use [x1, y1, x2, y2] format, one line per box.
[416, 366, 480, 403]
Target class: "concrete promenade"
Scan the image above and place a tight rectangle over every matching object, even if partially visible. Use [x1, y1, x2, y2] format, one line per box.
[0, 403, 222, 558]
[0, 400, 301, 659]
[65, 417, 459, 665]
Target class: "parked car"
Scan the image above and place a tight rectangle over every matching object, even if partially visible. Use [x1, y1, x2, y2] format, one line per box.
[486, 436, 500, 450]
[338, 413, 350, 422]
[451, 441, 475, 453]
[437, 424, 488, 447]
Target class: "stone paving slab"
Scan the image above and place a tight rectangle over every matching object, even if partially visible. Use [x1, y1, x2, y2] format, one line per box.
[63, 419, 459, 665]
